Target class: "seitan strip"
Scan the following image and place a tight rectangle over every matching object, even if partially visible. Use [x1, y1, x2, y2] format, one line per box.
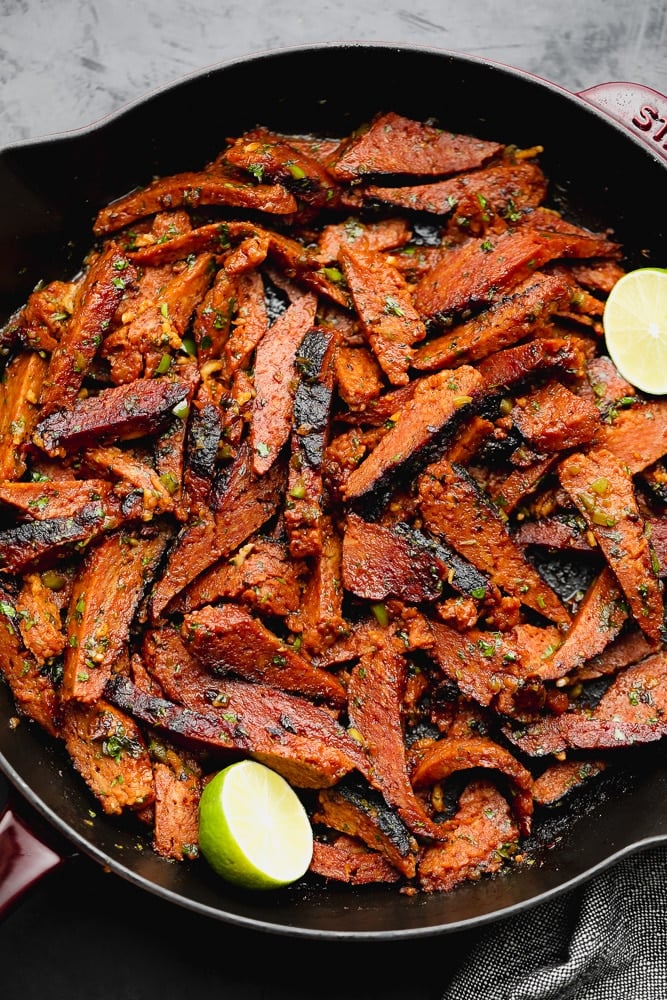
[148, 441, 286, 619]
[62, 526, 171, 703]
[61, 698, 155, 814]
[540, 567, 628, 682]
[33, 376, 191, 458]
[342, 512, 492, 604]
[309, 836, 402, 884]
[0, 351, 48, 480]
[352, 158, 547, 218]
[313, 779, 418, 877]
[106, 672, 365, 790]
[346, 633, 447, 840]
[181, 602, 347, 707]
[413, 227, 620, 322]
[0, 587, 60, 736]
[338, 240, 428, 385]
[559, 447, 664, 645]
[93, 170, 298, 235]
[39, 245, 137, 415]
[592, 397, 667, 474]
[412, 271, 572, 373]
[285, 327, 337, 557]
[411, 736, 534, 835]
[343, 365, 483, 513]
[418, 459, 571, 626]
[417, 780, 519, 894]
[329, 111, 504, 181]
[173, 538, 304, 617]
[152, 759, 201, 861]
[250, 287, 318, 474]
[15, 571, 67, 666]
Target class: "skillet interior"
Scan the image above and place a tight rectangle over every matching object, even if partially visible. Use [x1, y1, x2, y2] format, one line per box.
[1, 42, 666, 939]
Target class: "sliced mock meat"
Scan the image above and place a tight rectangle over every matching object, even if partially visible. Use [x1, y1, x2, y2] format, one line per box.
[418, 459, 571, 626]
[39, 245, 138, 415]
[0, 351, 48, 480]
[33, 376, 191, 458]
[338, 240, 427, 385]
[417, 780, 519, 894]
[329, 111, 504, 181]
[309, 836, 402, 884]
[62, 526, 171, 703]
[342, 512, 492, 604]
[61, 698, 155, 814]
[559, 448, 664, 645]
[343, 366, 483, 513]
[250, 288, 318, 474]
[93, 170, 298, 235]
[412, 270, 572, 372]
[411, 736, 534, 835]
[532, 758, 606, 806]
[181, 602, 347, 707]
[351, 158, 546, 219]
[0, 587, 60, 736]
[313, 778, 419, 877]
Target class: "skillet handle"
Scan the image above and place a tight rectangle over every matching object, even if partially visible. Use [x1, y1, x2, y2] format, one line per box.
[0, 790, 65, 919]
[578, 82, 667, 163]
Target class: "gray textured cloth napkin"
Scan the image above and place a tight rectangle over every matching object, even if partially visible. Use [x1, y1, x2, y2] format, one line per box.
[442, 845, 667, 999]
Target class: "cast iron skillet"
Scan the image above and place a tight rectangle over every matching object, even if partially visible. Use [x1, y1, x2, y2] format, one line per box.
[1, 42, 667, 940]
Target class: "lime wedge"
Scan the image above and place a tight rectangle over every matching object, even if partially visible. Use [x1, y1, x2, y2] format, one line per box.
[603, 267, 667, 395]
[198, 760, 313, 889]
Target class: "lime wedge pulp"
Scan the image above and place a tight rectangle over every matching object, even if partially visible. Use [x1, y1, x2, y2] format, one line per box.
[603, 267, 667, 395]
[198, 760, 314, 890]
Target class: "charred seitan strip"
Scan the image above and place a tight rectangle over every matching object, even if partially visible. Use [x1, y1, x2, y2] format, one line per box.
[33, 376, 191, 458]
[504, 714, 667, 756]
[343, 366, 483, 513]
[412, 271, 572, 372]
[313, 778, 418, 877]
[329, 111, 504, 181]
[413, 227, 620, 323]
[286, 514, 347, 655]
[250, 288, 318, 474]
[539, 567, 628, 682]
[418, 459, 571, 626]
[592, 397, 667, 474]
[342, 512, 492, 604]
[93, 170, 298, 235]
[62, 526, 171, 703]
[346, 632, 447, 840]
[559, 447, 664, 645]
[509, 379, 601, 454]
[285, 327, 337, 557]
[148, 441, 285, 619]
[0, 351, 48, 480]
[410, 736, 534, 835]
[181, 602, 347, 707]
[106, 673, 365, 789]
[38, 245, 138, 416]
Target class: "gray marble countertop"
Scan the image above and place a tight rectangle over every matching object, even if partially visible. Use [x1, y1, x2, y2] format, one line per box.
[2, 0, 666, 148]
